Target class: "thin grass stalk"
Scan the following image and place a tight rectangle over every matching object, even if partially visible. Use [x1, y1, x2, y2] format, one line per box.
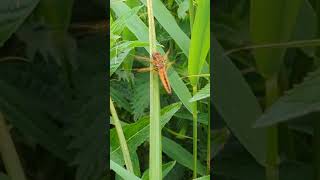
[265, 76, 279, 180]
[192, 86, 198, 178]
[0, 112, 27, 180]
[110, 98, 134, 173]
[206, 53, 211, 175]
[207, 101, 210, 174]
[146, 0, 162, 179]
[314, 120, 320, 180]
[189, 0, 195, 30]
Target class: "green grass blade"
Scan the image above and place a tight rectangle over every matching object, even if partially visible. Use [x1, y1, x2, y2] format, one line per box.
[213, 38, 267, 165]
[255, 67, 320, 127]
[188, 0, 210, 86]
[110, 103, 181, 165]
[250, 0, 303, 78]
[193, 175, 210, 180]
[139, 0, 190, 55]
[162, 136, 206, 176]
[141, 161, 176, 180]
[189, 83, 210, 102]
[110, 160, 141, 180]
[110, 98, 134, 173]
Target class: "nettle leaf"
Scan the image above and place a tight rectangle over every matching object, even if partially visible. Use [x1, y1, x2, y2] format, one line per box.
[0, 0, 39, 46]
[16, 22, 60, 62]
[255, 67, 320, 127]
[110, 41, 149, 76]
[130, 73, 149, 120]
[110, 103, 181, 165]
[16, 20, 77, 66]
[65, 34, 107, 180]
[0, 77, 71, 161]
[68, 110, 107, 180]
[111, 82, 132, 113]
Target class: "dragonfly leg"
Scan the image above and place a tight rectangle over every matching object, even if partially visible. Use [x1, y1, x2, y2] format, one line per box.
[135, 67, 155, 72]
[164, 49, 170, 60]
[133, 55, 152, 63]
[165, 60, 175, 69]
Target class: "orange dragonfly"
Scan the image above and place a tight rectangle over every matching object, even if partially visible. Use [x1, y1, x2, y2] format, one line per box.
[133, 50, 172, 95]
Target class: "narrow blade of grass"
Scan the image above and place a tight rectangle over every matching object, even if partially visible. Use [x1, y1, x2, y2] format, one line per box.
[110, 160, 141, 180]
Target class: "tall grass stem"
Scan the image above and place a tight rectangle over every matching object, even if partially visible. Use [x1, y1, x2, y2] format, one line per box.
[110, 98, 134, 173]
[265, 76, 279, 180]
[192, 86, 198, 178]
[314, 2, 320, 179]
[146, 0, 162, 179]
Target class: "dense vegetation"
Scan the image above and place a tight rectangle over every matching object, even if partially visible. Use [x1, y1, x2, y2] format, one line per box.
[214, 0, 320, 180]
[110, 0, 210, 179]
[0, 1, 107, 180]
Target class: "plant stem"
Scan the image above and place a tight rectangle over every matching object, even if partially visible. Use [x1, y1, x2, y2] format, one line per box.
[189, 0, 195, 30]
[110, 98, 134, 173]
[265, 76, 279, 180]
[146, 0, 162, 179]
[314, 1, 320, 179]
[207, 102, 211, 174]
[192, 86, 198, 178]
[0, 112, 27, 180]
[313, 120, 320, 180]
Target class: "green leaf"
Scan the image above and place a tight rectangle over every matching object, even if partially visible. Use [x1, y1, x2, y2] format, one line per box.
[110, 41, 149, 76]
[189, 83, 210, 102]
[130, 73, 149, 121]
[139, 0, 190, 56]
[111, 5, 143, 36]
[141, 161, 176, 180]
[0, 79, 71, 161]
[193, 175, 210, 180]
[255, 67, 320, 127]
[212, 128, 230, 157]
[213, 38, 267, 165]
[66, 35, 108, 180]
[132, 151, 141, 177]
[16, 21, 76, 64]
[188, 0, 210, 86]
[110, 103, 181, 165]
[111, 84, 132, 113]
[250, 0, 303, 78]
[111, 2, 194, 113]
[177, 0, 189, 19]
[110, 160, 141, 180]
[162, 136, 206, 176]
[168, 69, 192, 112]
[0, 0, 39, 47]
[291, 0, 316, 57]
[34, 0, 74, 30]
[174, 111, 208, 125]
